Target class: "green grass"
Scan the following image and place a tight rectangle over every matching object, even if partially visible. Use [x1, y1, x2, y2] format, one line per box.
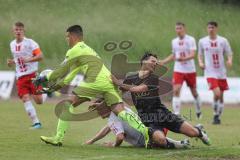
[0, 99, 240, 160]
[0, 0, 240, 76]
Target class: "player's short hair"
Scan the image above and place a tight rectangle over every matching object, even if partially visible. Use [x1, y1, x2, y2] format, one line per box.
[176, 22, 185, 27]
[140, 51, 158, 66]
[207, 21, 218, 27]
[66, 25, 83, 37]
[14, 21, 24, 28]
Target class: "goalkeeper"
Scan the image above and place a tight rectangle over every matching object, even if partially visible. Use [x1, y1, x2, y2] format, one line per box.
[35, 25, 152, 147]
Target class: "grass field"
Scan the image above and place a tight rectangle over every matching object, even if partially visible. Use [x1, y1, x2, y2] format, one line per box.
[1, 0, 240, 76]
[0, 99, 240, 160]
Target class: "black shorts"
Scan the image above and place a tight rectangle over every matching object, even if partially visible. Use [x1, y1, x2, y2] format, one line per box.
[140, 106, 184, 133]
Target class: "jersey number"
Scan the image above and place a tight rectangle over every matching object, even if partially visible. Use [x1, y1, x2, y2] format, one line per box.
[212, 53, 220, 68]
[17, 58, 27, 72]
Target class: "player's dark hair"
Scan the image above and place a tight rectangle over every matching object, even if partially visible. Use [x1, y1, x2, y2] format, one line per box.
[140, 51, 158, 66]
[176, 22, 185, 27]
[207, 21, 218, 27]
[15, 21, 24, 28]
[66, 25, 83, 37]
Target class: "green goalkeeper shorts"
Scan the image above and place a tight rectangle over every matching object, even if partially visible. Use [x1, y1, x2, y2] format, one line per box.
[72, 80, 122, 107]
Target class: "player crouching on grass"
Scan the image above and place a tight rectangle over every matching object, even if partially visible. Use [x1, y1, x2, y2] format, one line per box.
[7, 22, 47, 129]
[85, 100, 190, 149]
[111, 52, 211, 147]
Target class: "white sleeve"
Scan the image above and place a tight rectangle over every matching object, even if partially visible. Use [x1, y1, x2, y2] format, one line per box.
[190, 38, 197, 50]
[108, 112, 124, 135]
[223, 39, 232, 56]
[198, 40, 204, 55]
[30, 39, 40, 51]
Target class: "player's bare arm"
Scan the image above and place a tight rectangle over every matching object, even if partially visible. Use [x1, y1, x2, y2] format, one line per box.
[103, 133, 124, 147]
[198, 54, 205, 70]
[85, 125, 111, 145]
[226, 54, 233, 68]
[158, 54, 174, 65]
[111, 75, 148, 93]
[23, 52, 43, 63]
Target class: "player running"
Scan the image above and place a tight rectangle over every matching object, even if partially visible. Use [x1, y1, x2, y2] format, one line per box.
[111, 52, 211, 148]
[35, 25, 152, 147]
[86, 104, 190, 149]
[159, 22, 201, 118]
[198, 21, 233, 125]
[7, 22, 47, 129]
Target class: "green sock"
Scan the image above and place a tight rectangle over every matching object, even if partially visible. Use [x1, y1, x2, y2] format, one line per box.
[56, 105, 74, 139]
[118, 110, 147, 137]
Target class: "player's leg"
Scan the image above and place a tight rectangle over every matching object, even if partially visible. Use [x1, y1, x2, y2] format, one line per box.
[17, 76, 41, 129]
[21, 94, 42, 129]
[212, 87, 221, 124]
[179, 122, 210, 145]
[207, 78, 221, 124]
[216, 79, 228, 123]
[160, 107, 210, 145]
[217, 91, 224, 122]
[111, 103, 152, 148]
[172, 72, 184, 115]
[187, 73, 202, 119]
[104, 89, 152, 148]
[40, 95, 89, 146]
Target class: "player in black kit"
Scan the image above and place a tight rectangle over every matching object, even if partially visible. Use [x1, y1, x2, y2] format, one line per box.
[111, 52, 211, 148]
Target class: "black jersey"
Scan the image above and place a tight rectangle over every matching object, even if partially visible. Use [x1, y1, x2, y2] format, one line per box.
[123, 73, 165, 114]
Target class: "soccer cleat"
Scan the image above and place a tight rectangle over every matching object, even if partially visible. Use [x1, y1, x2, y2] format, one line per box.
[30, 123, 42, 129]
[40, 136, 63, 146]
[196, 112, 202, 120]
[180, 139, 191, 149]
[212, 115, 221, 125]
[195, 124, 211, 146]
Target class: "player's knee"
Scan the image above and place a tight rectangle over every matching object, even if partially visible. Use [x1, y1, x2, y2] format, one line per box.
[21, 95, 30, 102]
[173, 90, 180, 97]
[35, 100, 43, 104]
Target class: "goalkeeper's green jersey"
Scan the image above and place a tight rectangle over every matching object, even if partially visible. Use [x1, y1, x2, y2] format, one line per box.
[46, 41, 111, 87]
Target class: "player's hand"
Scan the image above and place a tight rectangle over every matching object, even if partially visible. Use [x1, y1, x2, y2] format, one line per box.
[176, 57, 185, 62]
[84, 139, 93, 145]
[157, 60, 164, 66]
[7, 59, 15, 67]
[199, 62, 205, 70]
[226, 60, 232, 68]
[103, 142, 115, 147]
[110, 75, 122, 86]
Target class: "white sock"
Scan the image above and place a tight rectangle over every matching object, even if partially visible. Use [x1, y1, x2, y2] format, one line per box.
[218, 103, 224, 117]
[24, 101, 40, 124]
[194, 96, 201, 114]
[42, 94, 48, 103]
[212, 100, 219, 115]
[172, 96, 181, 115]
